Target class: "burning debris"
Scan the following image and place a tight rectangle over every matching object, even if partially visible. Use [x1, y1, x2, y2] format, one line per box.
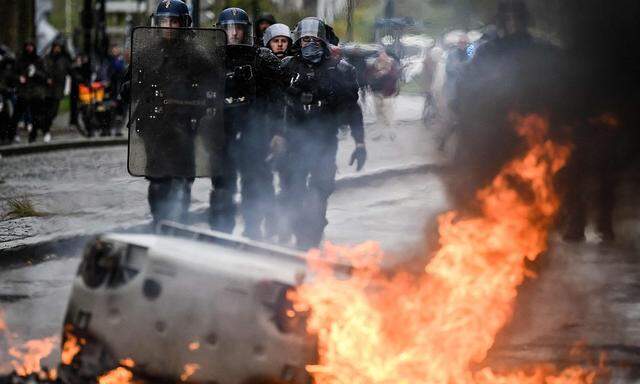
[292, 114, 605, 383]
[0, 117, 610, 383]
[0, 312, 59, 384]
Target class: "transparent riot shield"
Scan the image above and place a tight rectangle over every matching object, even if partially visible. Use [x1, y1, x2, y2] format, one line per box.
[128, 27, 226, 178]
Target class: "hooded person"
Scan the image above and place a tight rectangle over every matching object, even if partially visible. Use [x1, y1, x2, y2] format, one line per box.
[43, 40, 73, 141]
[0, 46, 17, 144]
[14, 41, 48, 143]
[254, 13, 277, 47]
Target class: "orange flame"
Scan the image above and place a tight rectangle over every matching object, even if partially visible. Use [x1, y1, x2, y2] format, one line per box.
[180, 363, 201, 382]
[61, 327, 84, 365]
[98, 366, 134, 384]
[8, 337, 57, 377]
[294, 114, 599, 383]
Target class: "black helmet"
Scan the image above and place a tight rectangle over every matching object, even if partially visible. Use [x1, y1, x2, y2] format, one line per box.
[292, 17, 329, 47]
[255, 13, 277, 26]
[217, 8, 254, 45]
[153, 0, 192, 27]
[497, 0, 530, 32]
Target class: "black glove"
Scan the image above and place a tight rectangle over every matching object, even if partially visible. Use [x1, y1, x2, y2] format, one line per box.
[233, 65, 254, 81]
[349, 143, 367, 171]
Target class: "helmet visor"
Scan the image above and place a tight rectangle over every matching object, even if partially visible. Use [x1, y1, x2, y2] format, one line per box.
[221, 23, 254, 46]
[293, 18, 327, 45]
[153, 14, 189, 28]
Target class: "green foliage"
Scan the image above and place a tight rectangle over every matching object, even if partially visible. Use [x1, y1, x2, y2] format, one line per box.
[48, 0, 81, 33]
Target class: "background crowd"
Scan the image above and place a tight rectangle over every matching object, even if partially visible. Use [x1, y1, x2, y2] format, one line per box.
[0, 39, 126, 145]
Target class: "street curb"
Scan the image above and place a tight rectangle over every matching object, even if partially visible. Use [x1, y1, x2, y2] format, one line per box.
[334, 162, 446, 189]
[0, 161, 445, 266]
[0, 137, 127, 157]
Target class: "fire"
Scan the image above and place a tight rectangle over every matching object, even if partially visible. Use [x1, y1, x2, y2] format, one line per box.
[0, 311, 58, 378]
[61, 326, 84, 365]
[120, 358, 135, 368]
[8, 337, 57, 377]
[294, 114, 599, 383]
[98, 366, 134, 384]
[188, 341, 200, 351]
[180, 363, 201, 382]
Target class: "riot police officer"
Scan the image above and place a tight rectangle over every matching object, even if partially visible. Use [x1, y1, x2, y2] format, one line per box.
[254, 13, 277, 47]
[263, 23, 292, 60]
[262, 23, 292, 241]
[279, 17, 366, 250]
[209, 7, 282, 239]
[125, 0, 222, 230]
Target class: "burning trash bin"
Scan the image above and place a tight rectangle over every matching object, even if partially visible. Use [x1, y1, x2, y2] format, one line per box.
[57, 223, 342, 384]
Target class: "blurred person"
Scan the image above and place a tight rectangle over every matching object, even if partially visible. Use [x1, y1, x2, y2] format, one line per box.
[43, 40, 72, 142]
[421, 45, 438, 125]
[0, 45, 17, 144]
[69, 54, 90, 132]
[451, 0, 565, 211]
[279, 17, 366, 249]
[254, 13, 276, 47]
[366, 48, 401, 139]
[558, 114, 620, 243]
[438, 34, 470, 150]
[209, 7, 282, 240]
[14, 41, 48, 143]
[104, 44, 126, 136]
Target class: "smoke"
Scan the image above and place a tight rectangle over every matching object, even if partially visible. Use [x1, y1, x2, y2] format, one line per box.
[439, 1, 640, 244]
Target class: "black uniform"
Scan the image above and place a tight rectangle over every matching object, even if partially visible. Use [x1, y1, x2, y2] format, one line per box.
[280, 53, 364, 249]
[209, 44, 283, 239]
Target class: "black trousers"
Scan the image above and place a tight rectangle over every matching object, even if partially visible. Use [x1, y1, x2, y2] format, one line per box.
[15, 97, 48, 142]
[208, 129, 275, 240]
[45, 97, 61, 132]
[559, 133, 618, 241]
[0, 94, 15, 143]
[147, 177, 194, 230]
[279, 129, 338, 250]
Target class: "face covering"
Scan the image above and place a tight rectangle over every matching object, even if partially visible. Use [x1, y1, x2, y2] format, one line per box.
[301, 42, 324, 64]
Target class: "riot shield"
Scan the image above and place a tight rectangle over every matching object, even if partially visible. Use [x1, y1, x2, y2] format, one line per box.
[128, 27, 226, 178]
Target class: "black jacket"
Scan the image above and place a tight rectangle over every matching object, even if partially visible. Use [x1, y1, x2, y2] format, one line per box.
[281, 54, 364, 143]
[44, 51, 72, 99]
[15, 49, 48, 100]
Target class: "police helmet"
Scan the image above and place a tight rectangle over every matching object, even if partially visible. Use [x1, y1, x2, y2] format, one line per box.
[153, 0, 192, 28]
[292, 17, 329, 47]
[217, 8, 254, 46]
[255, 14, 277, 28]
[263, 23, 292, 47]
[497, 0, 530, 31]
